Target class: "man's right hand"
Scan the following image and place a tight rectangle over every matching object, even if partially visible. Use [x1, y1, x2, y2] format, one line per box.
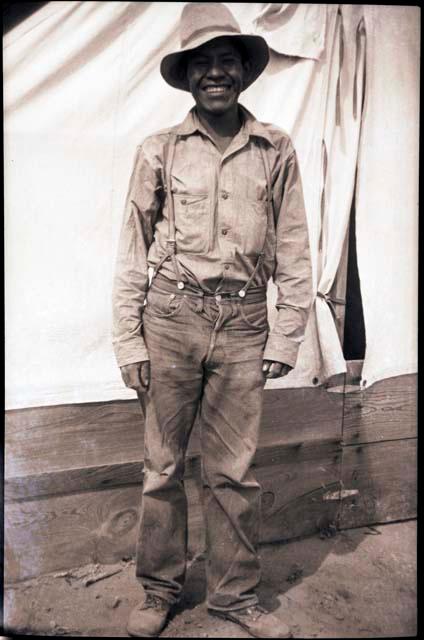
[120, 361, 150, 393]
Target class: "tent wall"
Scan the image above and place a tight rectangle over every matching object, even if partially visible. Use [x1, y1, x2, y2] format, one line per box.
[355, 5, 419, 389]
[4, 2, 419, 410]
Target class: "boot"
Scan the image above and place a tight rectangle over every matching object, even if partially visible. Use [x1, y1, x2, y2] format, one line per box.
[127, 593, 172, 637]
[210, 604, 292, 638]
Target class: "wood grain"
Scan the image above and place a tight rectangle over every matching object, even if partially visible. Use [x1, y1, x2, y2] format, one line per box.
[5, 462, 145, 502]
[5, 485, 143, 582]
[339, 438, 417, 530]
[5, 386, 344, 498]
[257, 440, 342, 542]
[5, 368, 417, 584]
[4, 440, 342, 583]
[5, 401, 147, 477]
[342, 374, 417, 445]
[5, 435, 416, 583]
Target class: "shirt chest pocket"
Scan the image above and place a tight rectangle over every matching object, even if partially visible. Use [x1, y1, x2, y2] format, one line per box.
[230, 159, 269, 256]
[235, 198, 268, 257]
[173, 193, 211, 255]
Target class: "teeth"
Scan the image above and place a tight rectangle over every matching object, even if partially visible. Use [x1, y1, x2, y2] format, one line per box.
[205, 86, 228, 93]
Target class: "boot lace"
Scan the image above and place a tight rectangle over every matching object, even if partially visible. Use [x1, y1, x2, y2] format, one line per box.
[239, 604, 269, 622]
[141, 594, 169, 611]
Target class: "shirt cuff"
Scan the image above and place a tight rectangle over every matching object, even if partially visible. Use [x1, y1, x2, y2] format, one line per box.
[114, 339, 150, 368]
[263, 332, 300, 369]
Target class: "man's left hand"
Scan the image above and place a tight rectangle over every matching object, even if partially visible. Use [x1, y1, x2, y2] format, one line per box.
[262, 360, 293, 379]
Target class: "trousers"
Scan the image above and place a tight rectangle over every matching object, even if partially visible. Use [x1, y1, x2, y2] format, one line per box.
[135, 275, 269, 611]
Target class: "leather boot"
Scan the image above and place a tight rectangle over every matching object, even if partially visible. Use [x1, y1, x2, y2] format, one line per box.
[127, 594, 172, 637]
[210, 604, 293, 638]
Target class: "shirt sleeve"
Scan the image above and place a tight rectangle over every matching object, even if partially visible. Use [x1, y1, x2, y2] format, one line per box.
[263, 143, 313, 368]
[112, 143, 162, 367]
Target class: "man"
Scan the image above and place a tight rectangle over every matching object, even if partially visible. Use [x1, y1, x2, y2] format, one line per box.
[113, 3, 312, 638]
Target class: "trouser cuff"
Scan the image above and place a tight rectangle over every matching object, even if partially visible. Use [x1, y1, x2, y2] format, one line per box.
[207, 594, 259, 613]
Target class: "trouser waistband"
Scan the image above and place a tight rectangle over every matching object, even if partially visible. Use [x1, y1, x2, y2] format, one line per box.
[151, 273, 267, 304]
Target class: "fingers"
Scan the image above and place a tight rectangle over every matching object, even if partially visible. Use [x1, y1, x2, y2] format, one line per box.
[263, 360, 293, 379]
[139, 361, 150, 389]
[266, 362, 283, 378]
[120, 361, 150, 393]
[279, 364, 293, 377]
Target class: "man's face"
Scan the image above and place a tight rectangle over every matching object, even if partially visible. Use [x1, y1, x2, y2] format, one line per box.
[186, 38, 250, 116]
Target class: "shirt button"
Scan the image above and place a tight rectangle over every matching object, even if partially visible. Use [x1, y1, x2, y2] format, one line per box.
[221, 229, 228, 235]
[181, 198, 187, 205]
[224, 265, 230, 270]
[221, 191, 229, 199]
[215, 294, 222, 303]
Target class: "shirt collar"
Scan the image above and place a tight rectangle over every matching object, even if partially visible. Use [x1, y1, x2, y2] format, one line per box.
[175, 104, 277, 148]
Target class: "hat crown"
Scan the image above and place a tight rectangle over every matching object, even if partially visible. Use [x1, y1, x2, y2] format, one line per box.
[180, 3, 241, 48]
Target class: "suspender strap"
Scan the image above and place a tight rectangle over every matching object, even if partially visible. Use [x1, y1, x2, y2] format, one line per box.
[152, 133, 186, 286]
[164, 134, 186, 286]
[153, 134, 274, 298]
[164, 133, 177, 244]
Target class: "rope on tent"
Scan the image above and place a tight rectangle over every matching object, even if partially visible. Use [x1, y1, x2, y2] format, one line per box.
[316, 291, 346, 323]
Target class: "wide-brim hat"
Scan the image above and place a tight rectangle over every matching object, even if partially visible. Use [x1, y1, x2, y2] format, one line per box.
[160, 3, 269, 92]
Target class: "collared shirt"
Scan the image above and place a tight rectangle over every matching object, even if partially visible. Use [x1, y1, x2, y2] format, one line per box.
[113, 105, 313, 368]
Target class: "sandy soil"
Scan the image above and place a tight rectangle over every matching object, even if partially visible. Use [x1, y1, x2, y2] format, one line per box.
[3, 520, 416, 638]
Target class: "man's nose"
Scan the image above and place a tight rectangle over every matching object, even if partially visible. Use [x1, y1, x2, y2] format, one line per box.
[206, 61, 225, 78]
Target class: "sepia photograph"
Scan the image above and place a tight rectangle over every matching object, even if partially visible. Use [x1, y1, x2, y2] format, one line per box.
[3, 2, 418, 637]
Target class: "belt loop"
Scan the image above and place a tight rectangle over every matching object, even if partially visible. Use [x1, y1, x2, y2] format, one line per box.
[195, 291, 204, 313]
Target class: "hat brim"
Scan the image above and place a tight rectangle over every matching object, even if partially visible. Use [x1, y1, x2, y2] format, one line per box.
[160, 33, 269, 92]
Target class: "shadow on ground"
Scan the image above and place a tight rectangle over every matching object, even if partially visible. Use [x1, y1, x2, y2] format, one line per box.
[4, 521, 417, 638]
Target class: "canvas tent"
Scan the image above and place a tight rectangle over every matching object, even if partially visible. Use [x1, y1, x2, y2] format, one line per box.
[4, 2, 419, 410]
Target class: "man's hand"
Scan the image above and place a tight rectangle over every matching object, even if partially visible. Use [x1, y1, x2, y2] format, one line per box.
[120, 361, 150, 393]
[262, 360, 293, 379]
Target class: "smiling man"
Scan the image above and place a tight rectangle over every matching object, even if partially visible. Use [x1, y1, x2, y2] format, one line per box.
[112, 3, 312, 638]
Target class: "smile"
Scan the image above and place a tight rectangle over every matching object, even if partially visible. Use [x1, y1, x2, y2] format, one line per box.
[203, 85, 231, 94]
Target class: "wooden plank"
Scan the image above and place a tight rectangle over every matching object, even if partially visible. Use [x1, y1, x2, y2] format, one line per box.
[339, 438, 417, 530]
[11, 437, 415, 581]
[4, 485, 143, 583]
[4, 478, 204, 584]
[5, 462, 145, 502]
[5, 386, 344, 496]
[5, 401, 147, 478]
[5, 440, 342, 583]
[260, 387, 343, 447]
[257, 440, 342, 543]
[5, 436, 342, 503]
[342, 374, 417, 445]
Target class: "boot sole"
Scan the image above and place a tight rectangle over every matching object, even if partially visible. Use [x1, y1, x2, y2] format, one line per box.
[208, 608, 293, 639]
[127, 626, 160, 638]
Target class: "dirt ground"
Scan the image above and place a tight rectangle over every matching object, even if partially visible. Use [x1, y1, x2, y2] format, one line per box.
[3, 520, 416, 638]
